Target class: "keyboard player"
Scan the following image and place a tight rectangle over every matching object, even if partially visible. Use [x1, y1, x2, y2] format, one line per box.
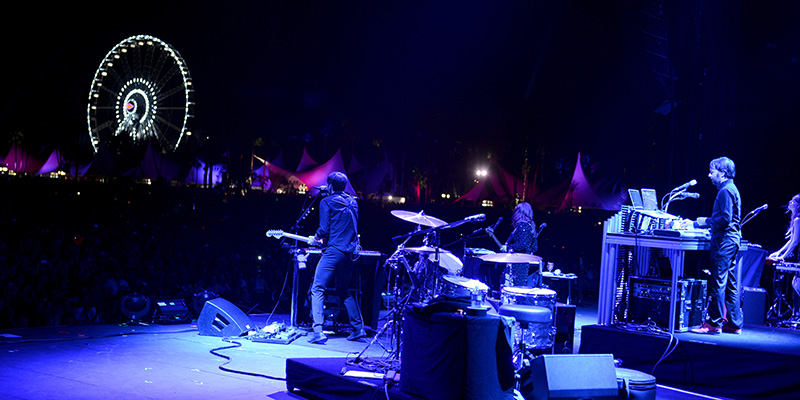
[768, 193, 800, 320]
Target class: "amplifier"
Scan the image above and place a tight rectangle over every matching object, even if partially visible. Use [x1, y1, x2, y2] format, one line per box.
[628, 277, 707, 331]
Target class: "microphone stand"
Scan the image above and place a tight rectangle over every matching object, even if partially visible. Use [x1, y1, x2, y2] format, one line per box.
[741, 206, 767, 227]
[661, 190, 688, 214]
[286, 192, 324, 333]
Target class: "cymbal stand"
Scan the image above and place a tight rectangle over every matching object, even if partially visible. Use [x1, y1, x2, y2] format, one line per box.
[353, 249, 416, 364]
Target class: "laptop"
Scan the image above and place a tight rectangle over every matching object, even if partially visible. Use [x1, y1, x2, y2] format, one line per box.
[628, 189, 644, 209]
[641, 188, 658, 211]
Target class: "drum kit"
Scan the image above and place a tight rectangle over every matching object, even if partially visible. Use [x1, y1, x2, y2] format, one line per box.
[374, 210, 557, 368]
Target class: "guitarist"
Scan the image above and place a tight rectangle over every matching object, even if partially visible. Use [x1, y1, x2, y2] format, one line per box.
[486, 202, 540, 287]
[307, 172, 366, 344]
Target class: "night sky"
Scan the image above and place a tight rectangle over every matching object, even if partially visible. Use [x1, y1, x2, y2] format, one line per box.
[3, 1, 800, 246]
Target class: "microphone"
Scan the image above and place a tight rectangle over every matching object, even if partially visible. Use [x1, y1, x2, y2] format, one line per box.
[312, 185, 331, 196]
[673, 179, 697, 192]
[488, 217, 503, 231]
[678, 192, 700, 199]
[464, 213, 486, 222]
[755, 203, 768, 212]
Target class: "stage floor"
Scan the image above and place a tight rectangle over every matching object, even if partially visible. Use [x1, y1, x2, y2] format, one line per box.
[0, 312, 391, 400]
[0, 303, 757, 400]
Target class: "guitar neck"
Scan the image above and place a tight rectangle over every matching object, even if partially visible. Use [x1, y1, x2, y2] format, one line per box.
[281, 232, 311, 243]
[266, 230, 311, 244]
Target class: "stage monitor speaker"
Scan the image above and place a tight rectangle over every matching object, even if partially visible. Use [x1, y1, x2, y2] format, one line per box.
[742, 286, 767, 326]
[530, 354, 618, 400]
[197, 298, 255, 337]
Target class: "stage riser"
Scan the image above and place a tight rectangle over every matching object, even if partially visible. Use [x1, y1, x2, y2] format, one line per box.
[579, 324, 800, 400]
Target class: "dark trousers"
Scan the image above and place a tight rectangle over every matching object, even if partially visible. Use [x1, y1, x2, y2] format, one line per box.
[708, 238, 743, 328]
[310, 247, 363, 333]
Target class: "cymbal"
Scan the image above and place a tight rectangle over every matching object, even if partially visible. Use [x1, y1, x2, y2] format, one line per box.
[390, 210, 447, 227]
[479, 252, 542, 263]
[404, 246, 451, 254]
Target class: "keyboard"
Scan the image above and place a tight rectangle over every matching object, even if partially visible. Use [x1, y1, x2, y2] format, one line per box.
[653, 229, 710, 239]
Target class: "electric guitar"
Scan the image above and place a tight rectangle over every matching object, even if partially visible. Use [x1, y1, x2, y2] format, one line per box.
[266, 229, 319, 245]
[486, 223, 546, 251]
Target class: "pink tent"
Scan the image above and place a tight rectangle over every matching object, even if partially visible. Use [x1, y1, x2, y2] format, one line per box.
[294, 149, 356, 195]
[252, 149, 356, 195]
[36, 149, 66, 175]
[295, 147, 319, 172]
[3, 143, 43, 173]
[456, 160, 539, 205]
[556, 153, 622, 211]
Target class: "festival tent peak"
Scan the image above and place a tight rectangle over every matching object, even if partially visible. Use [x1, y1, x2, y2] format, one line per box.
[36, 149, 67, 175]
[124, 142, 180, 181]
[456, 160, 539, 205]
[2, 143, 44, 174]
[556, 152, 623, 212]
[293, 148, 356, 196]
[81, 144, 115, 177]
[251, 148, 356, 196]
[347, 152, 364, 175]
[295, 147, 319, 172]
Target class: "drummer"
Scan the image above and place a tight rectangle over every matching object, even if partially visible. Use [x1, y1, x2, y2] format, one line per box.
[487, 202, 539, 287]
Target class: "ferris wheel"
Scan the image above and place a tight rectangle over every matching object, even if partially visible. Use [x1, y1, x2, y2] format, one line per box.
[86, 35, 194, 153]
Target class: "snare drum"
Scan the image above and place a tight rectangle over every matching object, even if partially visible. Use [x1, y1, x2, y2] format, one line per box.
[501, 287, 557, 314]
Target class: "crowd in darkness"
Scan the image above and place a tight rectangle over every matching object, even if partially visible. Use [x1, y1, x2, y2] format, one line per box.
[0, 178, 294, 329]
[0, 177, 605, 329]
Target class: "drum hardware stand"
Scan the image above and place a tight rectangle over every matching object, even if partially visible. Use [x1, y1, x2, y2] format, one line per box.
[353, 250, 416, 365]
[767, 267, 796, 322]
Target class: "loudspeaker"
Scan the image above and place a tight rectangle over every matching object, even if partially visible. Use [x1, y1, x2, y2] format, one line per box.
[197, 298, 255, 337]
[742, 286, 767, 326]
[529, 354, 618, 400]
[554, 303, 576, 354]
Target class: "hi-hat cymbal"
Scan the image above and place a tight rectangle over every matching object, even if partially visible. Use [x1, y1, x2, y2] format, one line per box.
[479, 253, 542, 263]
[404, 246, 451, 254]
[391, 210, 447, 227]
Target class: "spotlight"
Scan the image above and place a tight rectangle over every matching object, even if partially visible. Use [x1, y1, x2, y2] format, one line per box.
[120, 292, 151, 322]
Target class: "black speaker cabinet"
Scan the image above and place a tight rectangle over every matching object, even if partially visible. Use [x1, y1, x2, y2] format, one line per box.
[197, 298, 255, 337]
[628, 276, 706, 331]
[742, 286, 767, 326]
[554, 303, 576, 354]
[529, 354, 618, 400]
